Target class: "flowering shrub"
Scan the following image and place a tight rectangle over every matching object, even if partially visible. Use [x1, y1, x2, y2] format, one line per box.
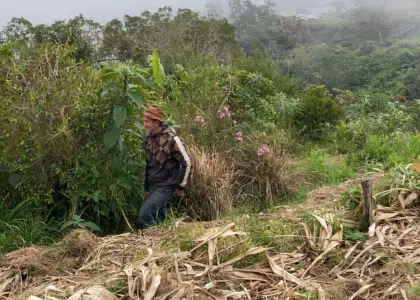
[233, 133, 300, 207]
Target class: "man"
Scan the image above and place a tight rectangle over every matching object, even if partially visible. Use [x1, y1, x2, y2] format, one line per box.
[138, 105, 192, 230]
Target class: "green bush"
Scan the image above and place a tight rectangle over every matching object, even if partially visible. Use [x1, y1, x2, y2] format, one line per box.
[234, 50, 299, 95]
[333, 98, 417, 154]
[0, 44, 151, 233]
[223, 68, 277, 124]
[295, 85, 344, 140]
[0, 44, 102, 206]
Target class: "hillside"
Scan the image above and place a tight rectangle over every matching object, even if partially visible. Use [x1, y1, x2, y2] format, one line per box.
[2, 168, 420, 299]
[1, 1, 420, 299]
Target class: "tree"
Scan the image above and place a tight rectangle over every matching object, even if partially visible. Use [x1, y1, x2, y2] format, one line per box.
[101, 7, 238, 67]
[101, 19, 133, 61]
[4, 18, 33, 41]
[3, 15, 103, 62]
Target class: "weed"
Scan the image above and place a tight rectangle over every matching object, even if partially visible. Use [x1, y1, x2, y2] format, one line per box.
[343, 228, 368, 242]
[362, 133, 420, 166]
[304, 291, 318, 300]
[338, 187, 362, 211]
[158, 207, 184, 229]
[408, 284, 420, 296]
[324, 249, 347, 268]
[298, 208, 338, 231]
[244, 217, 306, 253]
[307, 150, 354, 185]
[106, 279, 128, 295]
[234, 252, 265, 268]
[159, 223, 207, 253]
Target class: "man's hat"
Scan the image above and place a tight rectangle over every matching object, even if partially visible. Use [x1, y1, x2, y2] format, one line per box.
[144, 105, 165, 123]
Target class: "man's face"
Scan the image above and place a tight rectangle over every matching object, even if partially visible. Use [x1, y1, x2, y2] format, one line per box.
[143, 116, 160, 134]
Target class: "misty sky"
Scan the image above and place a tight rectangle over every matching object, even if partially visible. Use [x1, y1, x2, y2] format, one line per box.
[2, 0, 417, 30]
[0, 0, 210, 28]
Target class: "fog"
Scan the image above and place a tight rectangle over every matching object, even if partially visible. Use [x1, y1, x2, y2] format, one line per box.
[1, 0, 420, 29]
[0, 0, 207, 28]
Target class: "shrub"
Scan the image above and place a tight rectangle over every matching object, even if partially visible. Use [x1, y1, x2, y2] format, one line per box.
[0, 44, 149, 233]
[234, 50, 299, 95]
[271, 92, 301, 131]
[0, 45, 102, 206]
[295, 85, 344, 140]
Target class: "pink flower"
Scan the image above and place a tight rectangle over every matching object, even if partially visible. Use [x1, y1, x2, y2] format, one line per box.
[223, 107, 230, 114]
[218, 111, 225, 119]
[257, 144, 271, 157]
[236, 131, 243, 138]
[236, 137, 243, 143]
[195, 116, 207, 127]
[261, 145, 271, 154]
[226, 112, 232, 118]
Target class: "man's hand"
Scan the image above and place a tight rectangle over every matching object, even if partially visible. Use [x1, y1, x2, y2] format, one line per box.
[144, 192, 149, 201]
[175, 189, 184, 197]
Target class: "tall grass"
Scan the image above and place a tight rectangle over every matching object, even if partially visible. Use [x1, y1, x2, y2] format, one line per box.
[234, 134, 305, 207]
[0, 199, 61, 254]
[185, 144, 238, 221]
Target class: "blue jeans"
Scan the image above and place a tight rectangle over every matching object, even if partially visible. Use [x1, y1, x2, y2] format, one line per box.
[138, 185, 176, 229]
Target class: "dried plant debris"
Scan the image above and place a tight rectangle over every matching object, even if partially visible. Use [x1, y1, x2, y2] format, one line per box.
[0, 172, 419, 299]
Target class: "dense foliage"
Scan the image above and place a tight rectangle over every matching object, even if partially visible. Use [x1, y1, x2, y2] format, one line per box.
[1, 1, 420, 252]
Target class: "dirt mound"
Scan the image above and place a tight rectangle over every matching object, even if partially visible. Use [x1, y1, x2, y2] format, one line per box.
[0, 230, 157, 299]
[62, 229, 97, 259]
